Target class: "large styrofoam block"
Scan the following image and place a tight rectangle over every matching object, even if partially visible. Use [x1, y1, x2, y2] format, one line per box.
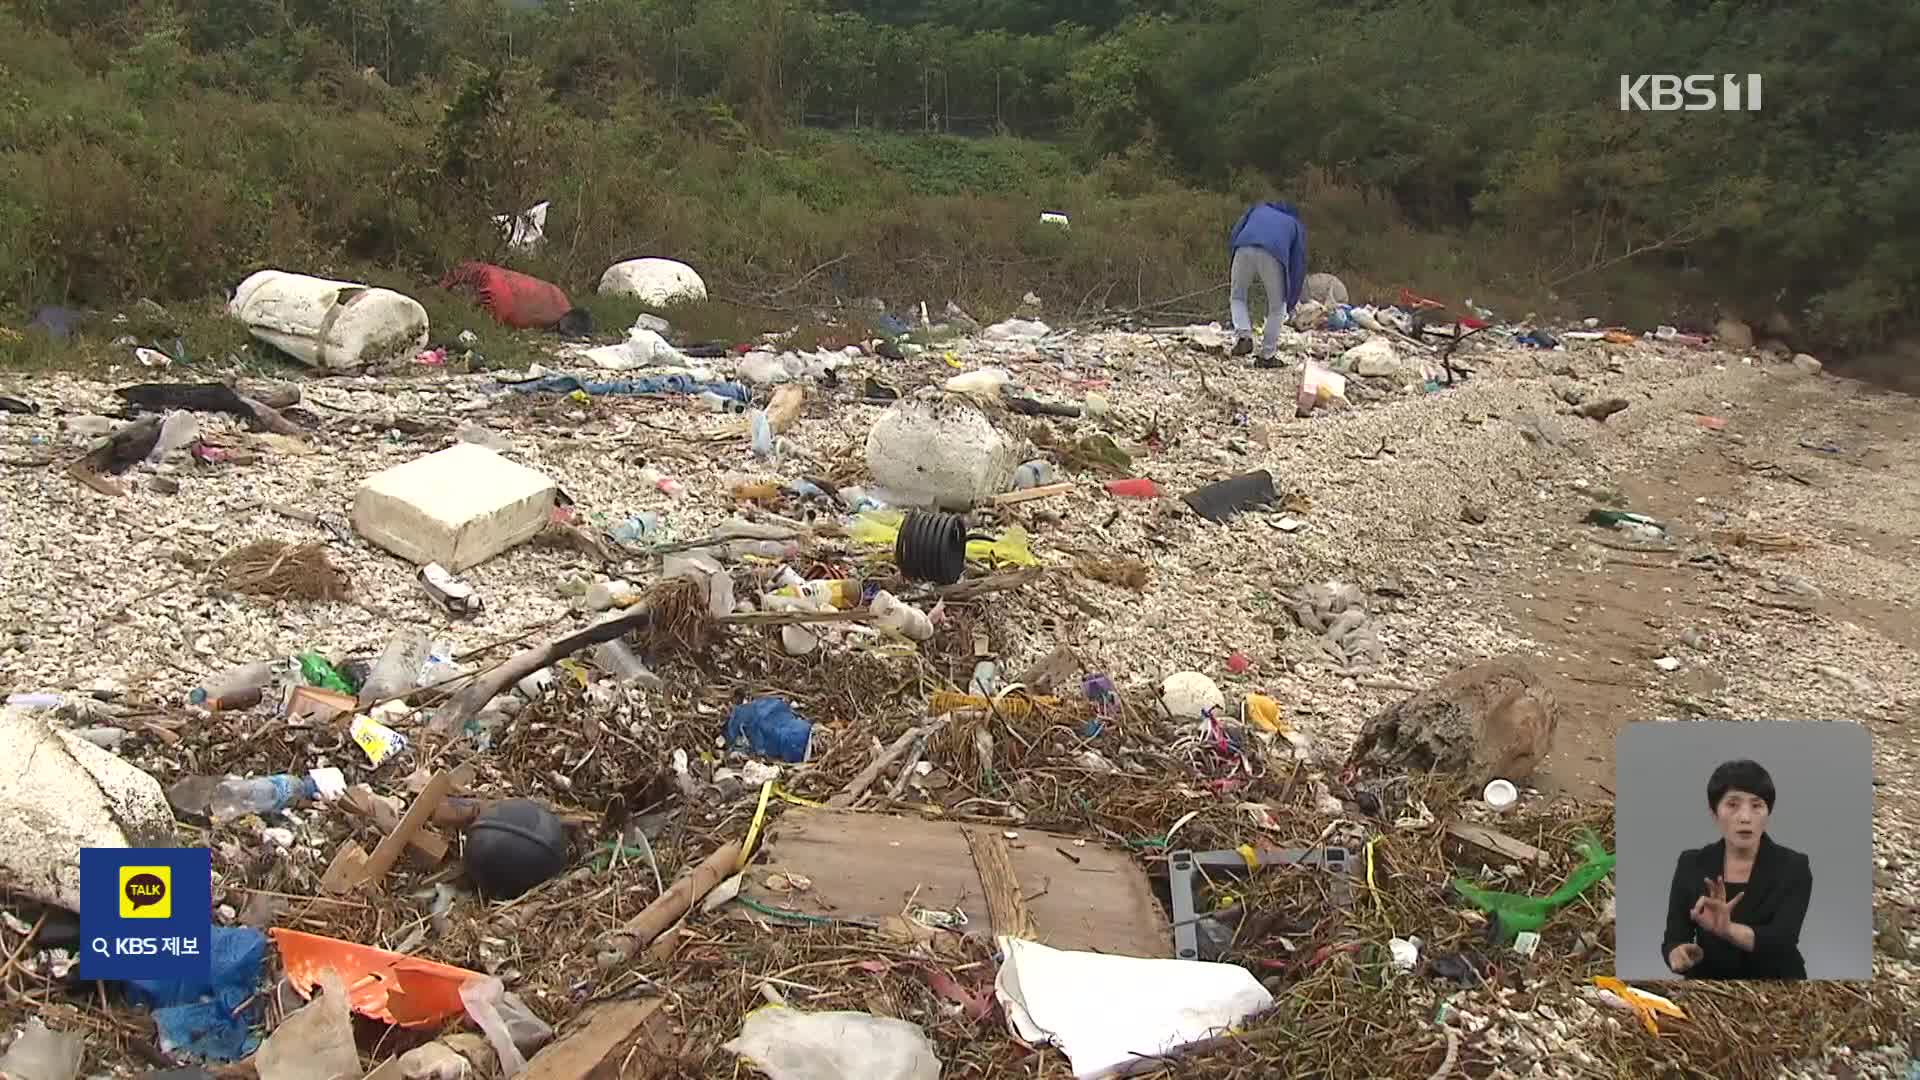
[352, 443, 557, 570]
[0, 708, 177, 911]
[598, 258, 709, 306]
[865, 397, 1024, 511]
[230, 269, 430, 370]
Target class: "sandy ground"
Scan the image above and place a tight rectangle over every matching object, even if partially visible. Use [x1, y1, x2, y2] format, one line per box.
[1, 322, 1916, 1074]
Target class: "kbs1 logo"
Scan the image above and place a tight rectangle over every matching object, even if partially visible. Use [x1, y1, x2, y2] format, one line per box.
[1619, 74, 1763, 112]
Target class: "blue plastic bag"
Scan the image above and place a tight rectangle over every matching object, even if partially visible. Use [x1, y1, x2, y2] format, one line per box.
[1326, 305, 1355, 332]
[725, 697, 813, 762]
[123, 926, 270, 1061]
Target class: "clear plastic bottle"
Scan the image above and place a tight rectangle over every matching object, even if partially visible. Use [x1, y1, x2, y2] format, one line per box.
[358, 628, 430, 706]
[970, 660, 1003, 697]
[699, 390, 745, 414]
[1012, 460, 1055, 490]
[592, 640, 664, 690]
[748, 410, 774, 457]
[209, 773, 315, 823]
[187, 660, 276, 709]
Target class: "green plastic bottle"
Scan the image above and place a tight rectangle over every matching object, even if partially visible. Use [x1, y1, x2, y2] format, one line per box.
[298, 652, 355, 694]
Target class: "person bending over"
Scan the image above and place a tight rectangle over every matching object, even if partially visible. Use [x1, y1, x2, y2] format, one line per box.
[1662, 758, 1811, 980]
[1227, 201, 1307, 368]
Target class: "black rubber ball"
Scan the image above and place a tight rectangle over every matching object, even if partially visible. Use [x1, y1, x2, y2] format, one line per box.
[465, 799, 568, 900]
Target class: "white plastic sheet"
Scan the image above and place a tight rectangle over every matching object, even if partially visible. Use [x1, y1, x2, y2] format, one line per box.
[722, 1008, 941, 1080]
[993, 937, 1273, 1079]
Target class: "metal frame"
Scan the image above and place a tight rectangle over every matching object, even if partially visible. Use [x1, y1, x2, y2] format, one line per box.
[1168, 846, 1357, 960]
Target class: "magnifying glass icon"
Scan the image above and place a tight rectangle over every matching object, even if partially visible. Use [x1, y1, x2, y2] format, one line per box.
[89, 937, 110, 956]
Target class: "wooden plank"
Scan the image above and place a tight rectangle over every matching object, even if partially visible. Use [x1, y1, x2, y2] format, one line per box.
[965, 827, 1033, 941]
[355, 765, 474, 892]
[991, 482, 1075, 506]
[1446, 821, 1549, 866]
[522, 998, 671, 1080]
[737, 809, 1166, 958]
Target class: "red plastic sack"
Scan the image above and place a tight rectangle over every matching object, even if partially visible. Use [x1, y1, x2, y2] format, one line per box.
[440, 262, 572, 329]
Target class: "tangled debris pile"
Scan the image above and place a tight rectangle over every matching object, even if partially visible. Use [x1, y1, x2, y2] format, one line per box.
[0, 273, 1915, 1079]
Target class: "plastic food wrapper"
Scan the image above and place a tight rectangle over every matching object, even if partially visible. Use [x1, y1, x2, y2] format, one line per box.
[349, 714, 408, 766]
[850, 510, 1039, 567]
[123, 926, 270, 1061]
[1453, 829, 1615, 940]
[460, 975, 554, 1075]
[270, 927, 484, 1027]
[993, 936, 1274, 1079]
[1297, 362, 1347, 414]
[722, 1007, 941, 1080]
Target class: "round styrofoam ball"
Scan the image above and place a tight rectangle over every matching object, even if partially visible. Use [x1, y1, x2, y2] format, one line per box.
[1160, 671, 1225, 718]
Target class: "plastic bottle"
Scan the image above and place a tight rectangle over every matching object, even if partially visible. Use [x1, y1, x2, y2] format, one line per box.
[209, 773, 316, 823]
[592, 640, 664, 690]
[724, 539, 798, 561]
[776, 579, 860, 609]
[358, 628, 430, 706]
[586, 579, 641, 611]
[835, 486, 884, 513]
[698, 390, 745, 414]
[969, 660, 1002, 697]
[1012, 460, 1055, 490]
[188, 660, 276, 709]
[945, 368, 1010, 396]
[870, 591, 935, 641]
[748, 409, 774, 457]
[299, 652, 355, 694]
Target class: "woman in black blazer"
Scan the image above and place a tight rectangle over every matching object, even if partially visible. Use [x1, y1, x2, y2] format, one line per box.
[1662, 759, 1812, 979]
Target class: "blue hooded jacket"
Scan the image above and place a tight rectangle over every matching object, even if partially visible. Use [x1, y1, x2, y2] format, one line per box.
[1229, 202, 1307, 313]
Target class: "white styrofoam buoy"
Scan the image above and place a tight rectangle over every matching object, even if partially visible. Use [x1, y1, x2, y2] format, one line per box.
[1160, 671, 1226, 719]
[598, 258, 708, 306]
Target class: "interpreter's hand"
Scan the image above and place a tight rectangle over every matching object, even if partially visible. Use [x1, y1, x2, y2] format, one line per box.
[1667, 943, 1705, 973]
[1690, 876, 1743, 938]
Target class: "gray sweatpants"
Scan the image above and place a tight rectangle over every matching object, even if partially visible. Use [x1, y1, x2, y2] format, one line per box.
[1230, 246, 1288, 358]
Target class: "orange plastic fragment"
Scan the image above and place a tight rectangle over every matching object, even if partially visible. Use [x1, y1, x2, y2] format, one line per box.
[270, 927, 484, 1028]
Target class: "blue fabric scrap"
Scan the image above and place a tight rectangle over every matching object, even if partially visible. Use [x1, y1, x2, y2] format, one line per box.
[123, 926, 270, 1062]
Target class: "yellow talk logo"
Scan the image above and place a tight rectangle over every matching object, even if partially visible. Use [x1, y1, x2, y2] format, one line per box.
[119, 865, 171, 919]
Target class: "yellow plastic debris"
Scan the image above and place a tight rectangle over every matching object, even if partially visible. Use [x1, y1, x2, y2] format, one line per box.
[1592, 976, 1687, 1036]
[1242, 694, 1284, 733]
[851, 511, 1040, 567]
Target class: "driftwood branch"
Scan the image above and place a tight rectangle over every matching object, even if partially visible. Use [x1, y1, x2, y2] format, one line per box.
[829, 715, 951, 809]
[429, 604, 660, 734]
[597, 841, 744, 968]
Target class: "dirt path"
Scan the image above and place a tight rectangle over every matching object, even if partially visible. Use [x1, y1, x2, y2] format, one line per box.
[1491, 370, 1920, 905]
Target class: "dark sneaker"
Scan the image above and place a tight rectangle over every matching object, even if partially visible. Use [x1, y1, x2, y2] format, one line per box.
[1254, 356, 1283, 370]
[1231, 338, 1253, 356]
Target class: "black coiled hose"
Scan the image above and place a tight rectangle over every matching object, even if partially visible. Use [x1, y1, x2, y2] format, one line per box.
[894, 510, 968, 584]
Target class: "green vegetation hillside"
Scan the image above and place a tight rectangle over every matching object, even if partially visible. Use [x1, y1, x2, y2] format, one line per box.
[4, 0, 1917, 353]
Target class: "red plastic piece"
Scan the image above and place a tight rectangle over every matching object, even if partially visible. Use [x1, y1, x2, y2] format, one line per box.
[439, 262, 572, 329]
[1105, 478, 1159, 498]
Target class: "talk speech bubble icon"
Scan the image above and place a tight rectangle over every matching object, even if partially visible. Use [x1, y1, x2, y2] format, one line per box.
[120, 868, 171, 918]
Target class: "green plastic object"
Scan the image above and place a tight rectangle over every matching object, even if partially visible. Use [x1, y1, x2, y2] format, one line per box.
[1454, 829, 1615, 941]
[298, 652, 355, 694]
[1583, 509, 1660, 529]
